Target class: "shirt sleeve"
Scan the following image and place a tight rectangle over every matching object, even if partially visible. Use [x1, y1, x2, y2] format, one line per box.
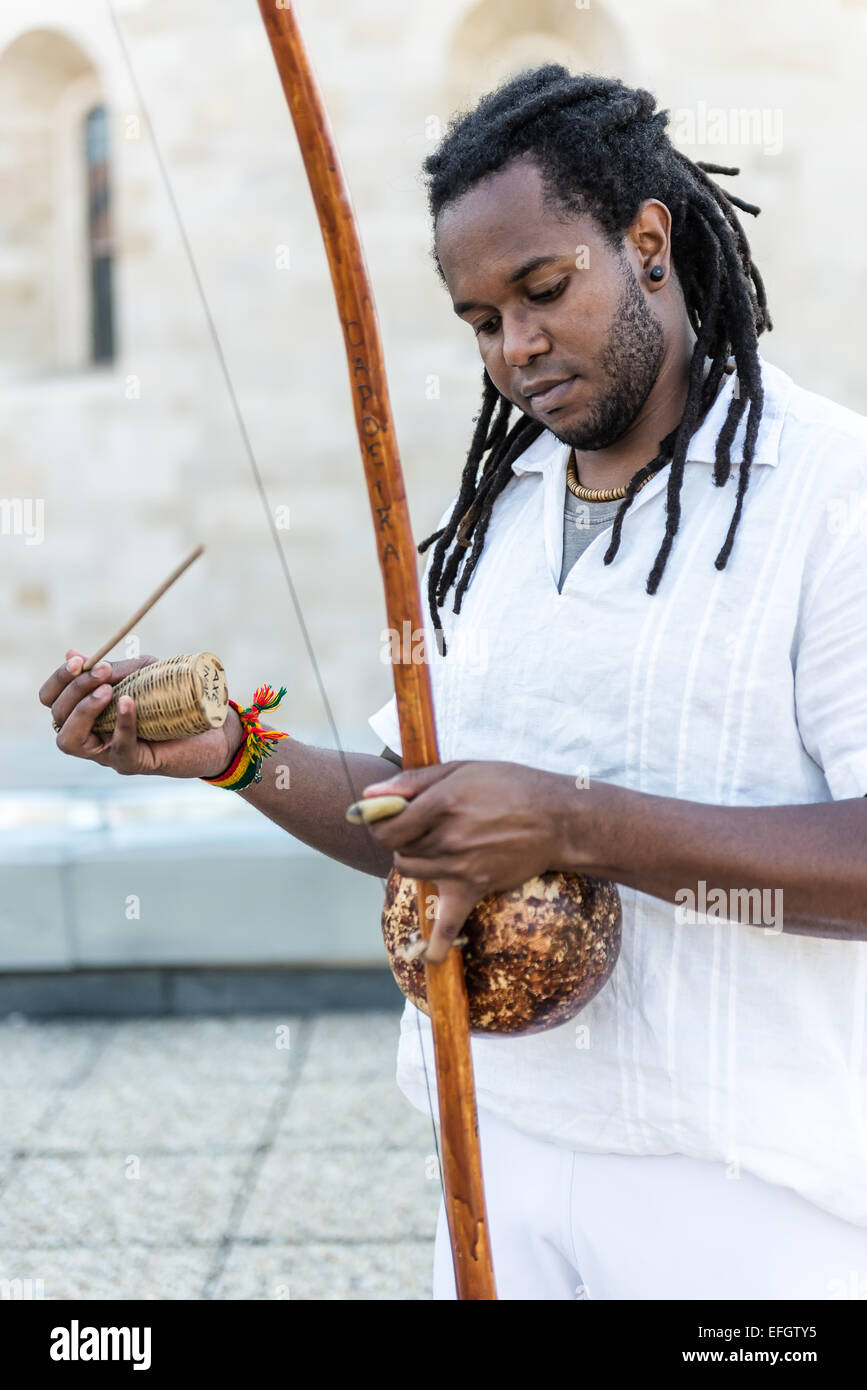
[794, 520, 867, 799]
[369, 695, 402, 757]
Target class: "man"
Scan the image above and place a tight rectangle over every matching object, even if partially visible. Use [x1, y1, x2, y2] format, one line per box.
[41, 68, 867, 1300]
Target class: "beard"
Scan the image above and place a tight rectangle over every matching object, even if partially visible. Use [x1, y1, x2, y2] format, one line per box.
[555, 262, 665, 452]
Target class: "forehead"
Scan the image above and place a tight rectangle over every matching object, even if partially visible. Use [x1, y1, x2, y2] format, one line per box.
[435, 156, 602, 295]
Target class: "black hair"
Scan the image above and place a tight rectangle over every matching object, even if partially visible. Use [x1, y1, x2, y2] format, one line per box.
[417, 67, 771, 651]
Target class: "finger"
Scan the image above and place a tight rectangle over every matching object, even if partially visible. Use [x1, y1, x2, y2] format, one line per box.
[364, 778, 465, 850]
[55, 683, 116, 758]
[370, 810, 451, 853]
[361, 762, 461, 799]
[107, 694, 139, 769]
[39, 653, 88, 707]
[423, 882, 478, 966]
[50, 655, 156, 729]
[361, 762, 471, 849]
[392, 850, 463, 880]
[387, 824, 454, 856]
[50, 661, 115, 727]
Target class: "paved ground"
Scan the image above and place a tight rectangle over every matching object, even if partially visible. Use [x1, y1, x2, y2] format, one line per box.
[0, 1010, 441, 1300]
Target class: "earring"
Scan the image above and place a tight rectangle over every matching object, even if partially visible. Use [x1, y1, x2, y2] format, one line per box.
[649, 265, 665, 282]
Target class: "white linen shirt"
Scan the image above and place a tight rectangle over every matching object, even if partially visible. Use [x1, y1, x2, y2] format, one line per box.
[368, 356, 867, 1227]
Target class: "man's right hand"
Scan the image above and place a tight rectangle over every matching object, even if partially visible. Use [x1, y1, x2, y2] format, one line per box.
[38, 650, 245, 780]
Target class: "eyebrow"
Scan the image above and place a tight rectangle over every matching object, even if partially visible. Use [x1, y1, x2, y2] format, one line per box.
[452, 254, 562, 316]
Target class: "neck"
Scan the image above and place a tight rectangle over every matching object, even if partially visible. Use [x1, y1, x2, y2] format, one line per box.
[571, 333, 694, 491]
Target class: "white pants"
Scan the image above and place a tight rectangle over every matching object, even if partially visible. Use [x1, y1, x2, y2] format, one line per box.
[433, 1108, 867, 1300]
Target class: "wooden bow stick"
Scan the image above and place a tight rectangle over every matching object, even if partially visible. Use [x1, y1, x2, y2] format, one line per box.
[256, 1, 496, 1299]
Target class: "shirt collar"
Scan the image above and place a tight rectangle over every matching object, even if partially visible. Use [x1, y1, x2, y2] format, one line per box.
[511, 355, 791, 477]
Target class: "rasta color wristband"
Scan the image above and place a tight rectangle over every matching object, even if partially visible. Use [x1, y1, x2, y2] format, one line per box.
[201, 685, 289, 790]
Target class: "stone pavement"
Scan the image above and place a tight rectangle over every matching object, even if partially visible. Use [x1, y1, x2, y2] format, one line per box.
[0, 1010, 441, 1300]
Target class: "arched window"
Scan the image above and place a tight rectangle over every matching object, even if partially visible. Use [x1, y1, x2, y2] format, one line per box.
[0, 29, 113, 379]
[84, 104, 115, 364]
[445, 0, 631, 110]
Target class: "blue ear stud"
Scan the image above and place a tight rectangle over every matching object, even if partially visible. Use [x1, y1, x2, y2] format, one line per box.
[649, 265, 665, 282]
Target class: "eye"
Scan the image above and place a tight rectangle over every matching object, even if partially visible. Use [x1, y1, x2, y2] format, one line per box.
[471, 278, 567, 337]
[528, 279, 567, 303]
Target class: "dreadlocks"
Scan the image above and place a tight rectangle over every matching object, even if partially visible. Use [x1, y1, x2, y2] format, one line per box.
[417, 67, 771, 651]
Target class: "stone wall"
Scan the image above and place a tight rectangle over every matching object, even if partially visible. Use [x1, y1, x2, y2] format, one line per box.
[3, 0, 867, 786]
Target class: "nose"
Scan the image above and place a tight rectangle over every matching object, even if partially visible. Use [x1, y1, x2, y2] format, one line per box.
[500, 311, 550, 369]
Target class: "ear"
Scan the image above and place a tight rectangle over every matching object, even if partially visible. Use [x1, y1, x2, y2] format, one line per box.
[626, 199, 672, 287]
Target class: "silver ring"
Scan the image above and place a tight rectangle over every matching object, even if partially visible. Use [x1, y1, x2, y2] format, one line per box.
[51, 717, 62, 734]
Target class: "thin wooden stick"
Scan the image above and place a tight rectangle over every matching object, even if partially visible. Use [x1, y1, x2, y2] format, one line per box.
[82, 545, 205, 672]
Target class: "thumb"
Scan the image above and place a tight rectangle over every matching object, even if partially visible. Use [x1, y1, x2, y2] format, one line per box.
[362, 762, 458, 800]
[423, 879, 477, 966]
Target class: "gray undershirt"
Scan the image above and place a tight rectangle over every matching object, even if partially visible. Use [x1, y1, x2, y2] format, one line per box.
[378, 486, 624, 767]
[558, 487, 622, 592]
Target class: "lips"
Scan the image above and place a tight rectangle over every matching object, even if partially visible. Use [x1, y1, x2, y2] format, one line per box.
[524, 376, 577, 413]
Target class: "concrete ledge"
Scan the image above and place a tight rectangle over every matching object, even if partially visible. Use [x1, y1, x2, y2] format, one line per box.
[0, 782, 390, 971]
[0, 966, 405, 1018]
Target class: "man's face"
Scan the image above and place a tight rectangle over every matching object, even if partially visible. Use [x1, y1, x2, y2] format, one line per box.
[436, 156, 665, 451]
